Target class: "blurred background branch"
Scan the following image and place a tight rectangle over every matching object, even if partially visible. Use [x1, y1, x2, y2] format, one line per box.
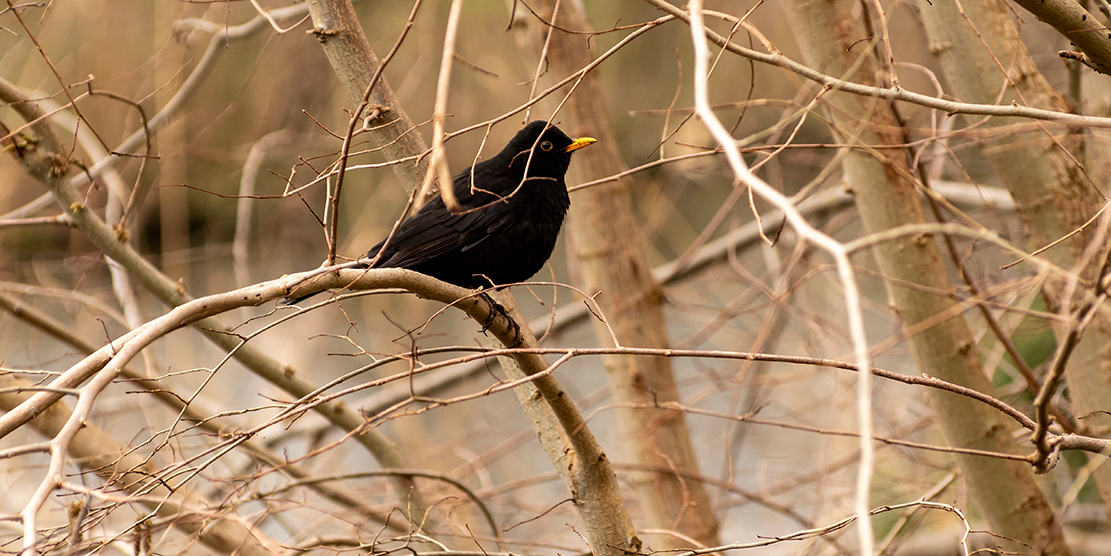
[4, 0, 1111, 555]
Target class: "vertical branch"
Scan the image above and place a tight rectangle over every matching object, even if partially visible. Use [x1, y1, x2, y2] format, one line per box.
[511, 1, 722, 548]
[418, 0, 464, 212]
[236, 131, 291, 288]
[304, 0, 430, 192]
[919, 0, 1111, 533]
[862, 0, 897, 88]
[684, 1, 876, 553]
[306, 0, 430, 263]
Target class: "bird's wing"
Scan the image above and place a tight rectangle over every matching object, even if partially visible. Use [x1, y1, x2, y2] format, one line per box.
[459, 207, 515, 252]
[457, 176, 525, 252]
[369, 175, 513, 267]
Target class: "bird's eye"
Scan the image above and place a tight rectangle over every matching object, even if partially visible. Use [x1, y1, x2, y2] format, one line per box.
[540, 141, 553, 151]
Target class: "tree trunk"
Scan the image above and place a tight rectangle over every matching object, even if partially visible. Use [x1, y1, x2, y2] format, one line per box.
[510, 0, 721, 548]
[787, 0, 1073, 553]
[917, 0, 1111, 521]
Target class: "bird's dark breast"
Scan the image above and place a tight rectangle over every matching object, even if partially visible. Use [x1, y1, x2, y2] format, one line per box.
[490, 185, 569, 284]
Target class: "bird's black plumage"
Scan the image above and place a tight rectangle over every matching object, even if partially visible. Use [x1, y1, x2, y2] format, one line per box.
[284, 122, 594, 305]
[284, 121, 595, 305]
[358, 120, 594, 289]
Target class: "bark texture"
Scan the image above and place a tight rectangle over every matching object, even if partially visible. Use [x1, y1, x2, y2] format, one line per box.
[788, 1, 1072, 553]
[510, 0, 721, 548]
[918, 0, 1111, 520]
[305, 0, 430, 191]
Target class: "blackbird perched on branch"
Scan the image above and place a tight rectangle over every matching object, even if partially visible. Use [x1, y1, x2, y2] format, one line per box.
[286, 120, 595, 303]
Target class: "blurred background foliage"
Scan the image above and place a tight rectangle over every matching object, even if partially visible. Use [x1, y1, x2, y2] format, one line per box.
[2, 0, 1108, 554]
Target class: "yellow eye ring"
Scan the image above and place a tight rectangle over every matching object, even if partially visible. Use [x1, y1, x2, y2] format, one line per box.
[540, 141, 553, 151]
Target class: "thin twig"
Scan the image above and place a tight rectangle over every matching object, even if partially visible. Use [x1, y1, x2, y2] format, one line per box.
[324, 0, 424, 264]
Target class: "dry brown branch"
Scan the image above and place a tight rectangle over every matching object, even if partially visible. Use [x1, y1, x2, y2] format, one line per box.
[8, 1, 1111, 553]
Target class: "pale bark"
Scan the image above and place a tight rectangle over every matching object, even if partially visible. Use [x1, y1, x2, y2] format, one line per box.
[918, 0, 1111, 522]
[304, 0, 430, 192]
[510, 0, 721, 548]
[787, 0, 1072, 553]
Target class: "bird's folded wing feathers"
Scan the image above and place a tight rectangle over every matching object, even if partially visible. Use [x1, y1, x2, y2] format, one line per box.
[375, 203, 505, 266]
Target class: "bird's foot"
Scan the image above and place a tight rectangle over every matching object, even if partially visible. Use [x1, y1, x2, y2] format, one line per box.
[478, 292, 522, 348]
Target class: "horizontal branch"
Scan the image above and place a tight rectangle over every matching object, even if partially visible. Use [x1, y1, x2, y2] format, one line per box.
[645, 0, 1111, 127]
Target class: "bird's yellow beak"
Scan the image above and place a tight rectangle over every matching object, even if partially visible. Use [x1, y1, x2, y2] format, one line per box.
[563, 137, 597, 153]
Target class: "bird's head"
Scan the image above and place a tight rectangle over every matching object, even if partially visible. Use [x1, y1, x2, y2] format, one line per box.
[503, 120, 596, 177]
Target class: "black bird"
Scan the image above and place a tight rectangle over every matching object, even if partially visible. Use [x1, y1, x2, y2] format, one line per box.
[287, 120, 595, 302]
